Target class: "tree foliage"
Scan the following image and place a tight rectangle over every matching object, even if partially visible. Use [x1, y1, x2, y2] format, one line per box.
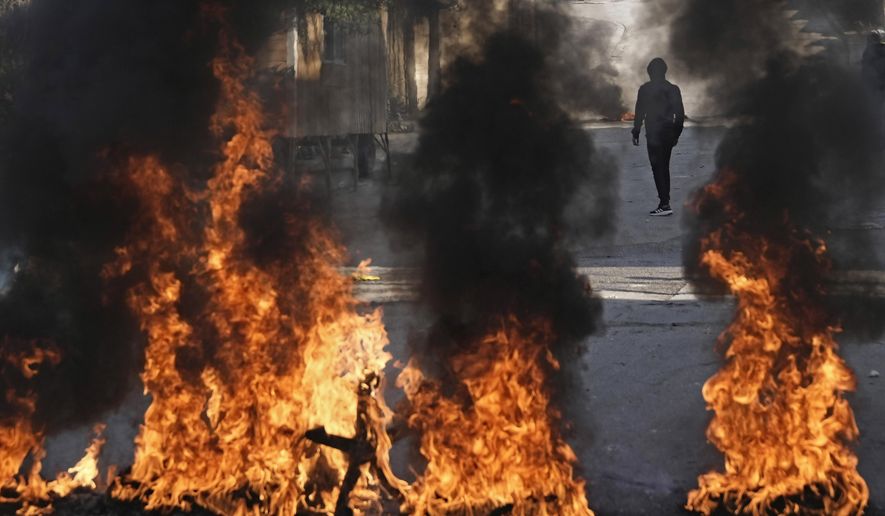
[299, 0, 389, 21]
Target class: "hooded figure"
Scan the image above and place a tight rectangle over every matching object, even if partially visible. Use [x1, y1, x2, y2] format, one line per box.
[632, 58, 685, 216]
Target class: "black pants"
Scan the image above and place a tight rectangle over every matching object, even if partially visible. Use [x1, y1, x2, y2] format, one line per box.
[647, 141, 673, 206]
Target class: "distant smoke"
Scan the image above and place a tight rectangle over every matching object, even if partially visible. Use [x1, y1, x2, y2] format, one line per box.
[383, 6, 618, 370]
[671, 0, 794, 95]
[641, 0, 801, 112]
[820, 0, 884, 27]
[535, 6, 625, 119]
[667, 0, 885, 335]
[447, 0, 626, 119]
[0, 0, 288, 433]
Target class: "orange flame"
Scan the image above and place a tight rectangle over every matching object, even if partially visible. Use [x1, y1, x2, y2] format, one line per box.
[398, 316, 593, 515]
[2, 416, 107, 515]
[104, 22, 402, 514]
[0, 343, 101, 515]
[0, 344, 58, 510]
[0, 9, 608, 516]
[686, 170, 868, 515]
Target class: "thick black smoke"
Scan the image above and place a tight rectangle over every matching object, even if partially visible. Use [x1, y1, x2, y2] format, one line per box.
[383, 12, 618, 366]
[448, 0, 626, 120]
[535, 6, 625, 120]
[0, 0, 288, 434]
[649, 0, 796, 113]
[666, 1, 885, 336]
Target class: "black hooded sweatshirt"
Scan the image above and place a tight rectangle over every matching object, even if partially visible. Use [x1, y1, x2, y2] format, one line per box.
[632, 76, 685, 147]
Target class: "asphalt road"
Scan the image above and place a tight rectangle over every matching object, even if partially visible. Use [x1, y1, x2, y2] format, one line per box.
[335, 123, 885, 514]
[39, 124, 885, 515]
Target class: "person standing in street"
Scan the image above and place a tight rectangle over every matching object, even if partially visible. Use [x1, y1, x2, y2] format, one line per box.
[632, 58, 685, 216]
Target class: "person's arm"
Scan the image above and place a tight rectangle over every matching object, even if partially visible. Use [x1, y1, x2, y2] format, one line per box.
[671, 85, 685, 143]
[632, 86, 645, 144]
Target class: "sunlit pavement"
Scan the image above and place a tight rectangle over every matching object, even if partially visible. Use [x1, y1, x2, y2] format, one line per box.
[349, 265, 885, 304]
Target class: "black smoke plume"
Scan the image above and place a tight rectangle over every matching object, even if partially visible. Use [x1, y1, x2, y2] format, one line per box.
[536, 6, 625, 120]
[650, 0, 795, 112]
[0, 0, 288, 434]
[383, 8, 618, 368]
[667, 1, 885, 334]
[448, 0, 626, 120]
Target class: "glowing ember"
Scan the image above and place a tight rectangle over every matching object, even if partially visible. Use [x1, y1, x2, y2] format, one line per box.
[103, 19, 401, 514]
[398, 316, 593, 515]
[686, 170, 868, 515]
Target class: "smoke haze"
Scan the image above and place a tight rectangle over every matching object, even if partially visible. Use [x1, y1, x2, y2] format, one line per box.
[663, 0, 885, 331]
[384, 3, 619, 379]
[0, 0, 289, 433]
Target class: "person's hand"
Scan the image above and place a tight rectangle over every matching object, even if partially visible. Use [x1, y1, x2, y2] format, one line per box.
[632, 134, 640, 146]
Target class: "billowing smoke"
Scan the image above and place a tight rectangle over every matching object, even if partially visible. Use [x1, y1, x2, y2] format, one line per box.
[383, 5, 618, 386]
[657, 3, 885, 513]
[382, 8, 621, 509]
[538, 6, 625, 120]
[0, 0, 288, 433]
[665, 0, 797, 105]
[445, 0, 626, 119]
[659, 0, 885, 335]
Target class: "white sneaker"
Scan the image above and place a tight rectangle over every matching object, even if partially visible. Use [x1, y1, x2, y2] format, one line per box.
[650, 205, 673, 216]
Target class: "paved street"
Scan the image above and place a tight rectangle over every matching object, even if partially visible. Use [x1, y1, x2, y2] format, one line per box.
[7, 1, 882, 513]
[375, 290, 885, 514]
[331, 123, 885, 514]
[40, 125, 885, 514]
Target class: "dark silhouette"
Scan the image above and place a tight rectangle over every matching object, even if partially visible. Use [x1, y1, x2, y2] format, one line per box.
[862, 30, 885, 106]
[631, 57, 685, 216]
